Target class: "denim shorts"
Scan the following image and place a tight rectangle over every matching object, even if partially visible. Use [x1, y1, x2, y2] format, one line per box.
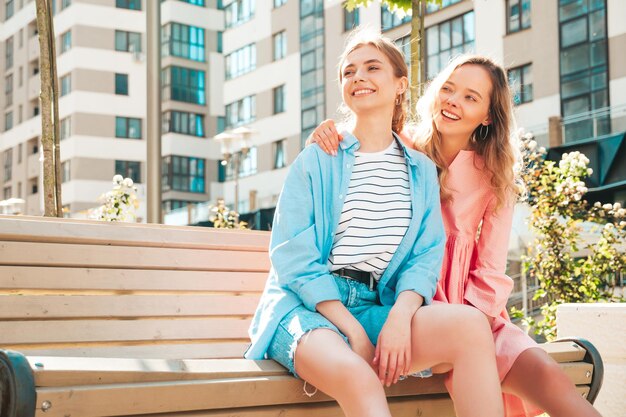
[267, 274, 433, 380]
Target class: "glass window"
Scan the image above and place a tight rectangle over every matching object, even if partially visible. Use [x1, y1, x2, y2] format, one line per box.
[60, 117, 71, 140]
[507, 0, 531, 33]
[115, 160, 141, 183]
[225, 0, 255, 29]
[381, 5, 410, 32]
[162, 22, 205, 62]
[162, 66, 206, 105]
[274, 139, 286, 169]
[344, 7, 359, 32]
[224, 148, 257, 180]
[5, 74, 13, 107]
[115, 30, 142, 52]
[274, 0, 286, 8]
[508, 64, 533, 105]
[5, 36, 13, 70]
[61, 0, 71, 10]
[162, 156, 205, 193]
[6, 0, 14, 19]
[4, 111, 13, 132]
[116, 0, 141, 10]
[177, 0, 205, 5]
[115, 73, 129, 95]
[561, 17, 587, 48]
[3, 148, 12, 180]
[115, 116, 142, 139]
[61, 160, 71, 183]
[60, 30, 72, 54]
[225, 95, 256, 129]
[273, 31, 287, 61]
[60, 74, 71, 96]
[274, 85, 285, 114]
[162, 111, 205, 137]
[426, 11, 475, 79]
[225, 43, 256, 79]
[426, 0, 461, 13]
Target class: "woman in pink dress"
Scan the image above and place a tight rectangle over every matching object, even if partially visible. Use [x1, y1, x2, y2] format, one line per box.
[308, 54, 601, 417]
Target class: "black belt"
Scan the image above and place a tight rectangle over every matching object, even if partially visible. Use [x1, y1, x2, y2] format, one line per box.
[336, 268, 377, 291]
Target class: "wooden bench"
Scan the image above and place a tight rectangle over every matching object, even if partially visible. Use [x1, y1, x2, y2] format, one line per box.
[0, 215, 604, 417]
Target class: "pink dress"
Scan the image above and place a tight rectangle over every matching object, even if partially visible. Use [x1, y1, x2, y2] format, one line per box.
[433, 150, 543, 417]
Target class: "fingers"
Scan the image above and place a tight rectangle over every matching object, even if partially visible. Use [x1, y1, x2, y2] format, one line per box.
[387, 355, 399, 387]
[404, 350, 411, 376]
[313, 131, 332, 155]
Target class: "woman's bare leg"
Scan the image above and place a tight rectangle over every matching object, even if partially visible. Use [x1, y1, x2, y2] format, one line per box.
[503, 347, 602, 417]
[408, 304, 504, 417]
[294, 328, 391, 417]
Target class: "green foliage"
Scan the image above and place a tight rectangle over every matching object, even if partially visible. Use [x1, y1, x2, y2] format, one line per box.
[208, 198, 248, 230]
[515, 133, 625, 340]
[344, 0, 441, 15]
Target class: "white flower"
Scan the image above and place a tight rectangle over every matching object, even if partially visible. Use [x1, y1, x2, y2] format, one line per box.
[587, 168, 593, 176]
[122, 178, 134, 187]
[613, 203, 622, 210]
[603, 203, 613, 210]
[594, 202, 601, 208]
[113, 174, 123, 184]
[617, 208, 626, 217]
[604, 223, 615, 230]
[539, 147, 546, 153]
[528, 140, 537, 151]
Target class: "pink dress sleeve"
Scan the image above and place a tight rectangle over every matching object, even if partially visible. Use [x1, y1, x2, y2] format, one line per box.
[463, 195, 515, 318]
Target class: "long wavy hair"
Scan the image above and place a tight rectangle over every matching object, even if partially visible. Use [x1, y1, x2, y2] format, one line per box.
[413, 54, 521, 208]
[338, 31, 408, 134]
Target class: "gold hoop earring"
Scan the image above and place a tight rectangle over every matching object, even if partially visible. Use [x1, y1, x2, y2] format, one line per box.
[479, 124, 489, 141]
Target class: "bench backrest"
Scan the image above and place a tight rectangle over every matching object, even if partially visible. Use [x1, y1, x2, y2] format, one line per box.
[0, 215, 270, 359]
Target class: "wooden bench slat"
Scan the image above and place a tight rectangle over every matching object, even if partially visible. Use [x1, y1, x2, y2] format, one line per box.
[33, 375, 449, 417]
[539, 340, 586, 362]
[0, 318, 250, 344]
[560, 362, 594, 385]
[12, 342, 251, 360]
[0, 295, 260, 319]
[0, 241, 271, 271]
[0, 267, 268, 292]
[0, 215, 271, 251]
[134, 395, 457, 417]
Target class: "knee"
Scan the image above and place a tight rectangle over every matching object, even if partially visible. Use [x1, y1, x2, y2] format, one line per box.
[534, 355, 573, 391]
[448, 306, 494, 350]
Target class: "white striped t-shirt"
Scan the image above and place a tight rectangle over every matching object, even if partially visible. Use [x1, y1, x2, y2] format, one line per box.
[328, 139, 412, 281]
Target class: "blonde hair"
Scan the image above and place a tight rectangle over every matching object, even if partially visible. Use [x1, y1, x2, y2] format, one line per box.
[414, 54, 521, 208]
[338, 30, 408, 134]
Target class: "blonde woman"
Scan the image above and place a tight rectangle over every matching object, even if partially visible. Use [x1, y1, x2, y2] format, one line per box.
[308, 54, 602, 417]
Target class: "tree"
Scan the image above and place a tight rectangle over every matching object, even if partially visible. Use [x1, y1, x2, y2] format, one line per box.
[514, 133, 625, 341]
[345, 0, 442, 119]
[35, 0, 62, 217]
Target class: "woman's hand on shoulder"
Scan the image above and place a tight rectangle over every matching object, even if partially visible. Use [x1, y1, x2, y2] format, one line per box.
[305, 119, 343, 156]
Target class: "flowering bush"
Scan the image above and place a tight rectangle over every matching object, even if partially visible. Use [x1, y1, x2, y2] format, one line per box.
[92, 175, 139, 222]
[208, 198, 248, 229]
[514, 132, 625, 340]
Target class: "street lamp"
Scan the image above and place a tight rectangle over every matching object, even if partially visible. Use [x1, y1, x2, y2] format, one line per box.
[215, 127, 255, 213]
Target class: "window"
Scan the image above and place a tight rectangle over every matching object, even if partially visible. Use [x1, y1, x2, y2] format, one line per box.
[115, 117, 142, 139]
[224, 147, 257, 180]
[273, 85, 285, 114]
[6, 0, 14, 19]
[225, 95, 256, 129]
[274, 0, 286, 8]
[5, 74, 13, 107]
[18, 66, 22, 86]
[61, 0, 71, 10]
[177, 0, 204, 5]
[274, 139, 286, 169]
[3, 186, 10, 200]
[162, 156, 205, 193]
[508, 64, 533, 104]
[115, 160, 141, 183]
[163, 200, 190, 214]
[17, 143, 22, 163]
[225, 0, 255, 28]
[162, 66, 206, 105]
[426, 0, 461, 14]
[426, 11, 475, 79]
[115, 30, 142, 52]
[507, 0, 531, 33]
[4, 112, 13, 132]
[16, 182, 21, 198]
[60, 74, 71, 96]
[3, 149, 12, 181]
[217, 31, 223, 53]
[115, 73, 129, 95]
[273, 31, 287, 61]
[5, 36, 13, 69]
[18, 28, 23, 48]
[18, 105, 22, 123]
[31, 183, 38, 194]
[162, 23, 205, 62]
[381, 5, 410, 32]
[344, 7, 359, 31]
[225, 43, 256, 79]
[60, 30, 71, 53]
[116, 0, 141, 10]
[162, 111, 205, 137]
[61, 160, 71, 183]
[60, 117, 71, 140]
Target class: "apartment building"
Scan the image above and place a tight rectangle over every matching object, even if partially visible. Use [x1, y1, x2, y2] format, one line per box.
[0, 0, 224, 218]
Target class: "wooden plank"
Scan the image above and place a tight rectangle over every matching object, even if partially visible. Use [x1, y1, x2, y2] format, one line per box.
[0, 318, 251, 344]
[33, 375, 449, 417]
[0, 267, 267, 292]
[0, 294, 260, 319]
[133, 395, 456, 417]
[12, 341, 251, 360]
[0, 241, 270, 271]
[0, 215, 270, 251]
[32, 358, 289, 387]
[561, 362, 594, 385]
[540, 340, 586, 362]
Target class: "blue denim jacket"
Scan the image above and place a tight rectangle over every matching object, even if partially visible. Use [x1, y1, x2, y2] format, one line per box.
[245, 132, 445, 360]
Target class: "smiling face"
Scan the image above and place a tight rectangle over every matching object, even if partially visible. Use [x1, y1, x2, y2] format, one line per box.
[340, 44, 407, 118]
[434, 64, 493, 140]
